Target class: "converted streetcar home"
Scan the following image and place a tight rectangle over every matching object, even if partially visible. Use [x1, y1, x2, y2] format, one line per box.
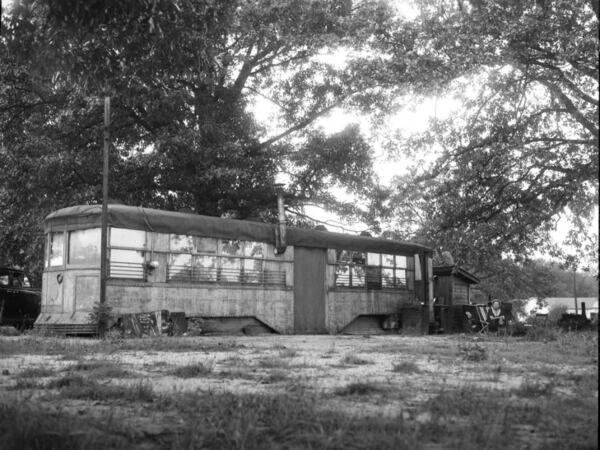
[35, 204, 434, 335]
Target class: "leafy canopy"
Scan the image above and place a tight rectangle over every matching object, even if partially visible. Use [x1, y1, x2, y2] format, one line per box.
[380, 0, 598, 286]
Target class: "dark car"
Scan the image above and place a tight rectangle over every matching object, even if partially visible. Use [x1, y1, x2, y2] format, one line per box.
[0, 267, 41, 329]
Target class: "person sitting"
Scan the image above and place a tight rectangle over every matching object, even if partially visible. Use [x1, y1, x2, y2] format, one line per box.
[487, 300, 505, 332]
[464, 311, 479, 333]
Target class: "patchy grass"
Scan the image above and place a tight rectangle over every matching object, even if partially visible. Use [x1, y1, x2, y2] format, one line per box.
[255, 357, 290, 369]
[68, 359, 131, 378]
[391, 360, 421, 373]
[278, 348, 298, 358]
[172, 362, 214, 378]
[457, 342, 487, 362]
[221, 355, 247, 367]
[0, 403, 129, 450]
[7, 379, 44, 390]
[48, 374, 156, 402]
[261, 369, 289, 384]
[340, 354, 372, 365]
[0, 333, 597, 450]
[334, 381, 388, 396]
[17, 366, 55, 378]
[0, 335, 244, 356]
[512, 379, 555, 398]
[218, 368, 257, 381]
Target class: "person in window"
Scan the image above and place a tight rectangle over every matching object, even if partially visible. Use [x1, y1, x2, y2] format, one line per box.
[12, 276, 22, 288]
[487, 300, 505, 332]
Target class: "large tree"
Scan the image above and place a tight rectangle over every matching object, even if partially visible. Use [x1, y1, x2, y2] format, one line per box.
[380, 0, 598, 292]
[0, 0, 404, 280]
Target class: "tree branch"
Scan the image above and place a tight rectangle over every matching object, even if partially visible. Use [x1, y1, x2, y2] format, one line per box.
[258, 102, 341, 148]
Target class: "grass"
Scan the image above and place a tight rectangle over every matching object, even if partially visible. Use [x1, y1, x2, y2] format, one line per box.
[4, 386, 595, 450]
[172, 361, 214, 378]
[0, 403, 129, 450]
[340, 353, 372, 365]
[68, 359, 131, 378]
[334, 381, 388, 396]
[221, 355, 247, 367]
[457, 341, 488, 362]
[260, 369, 289, 384]
[47, 374, 156, 402]
[17, 366, 56, 378]
[278, 348, 298, 358]
[0, 335, 243, 356]
[391, 360, 421, 373]
[512, 379, 555, 398]
[255, 357, 290, 369]
[0, 332, 597, 450]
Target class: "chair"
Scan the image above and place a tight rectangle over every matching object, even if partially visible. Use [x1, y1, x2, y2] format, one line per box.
[474, 304, 490, 334]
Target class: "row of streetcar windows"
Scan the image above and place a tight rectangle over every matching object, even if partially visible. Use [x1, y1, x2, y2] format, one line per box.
[334, 250, 416, 290]
[45, 228, 286, 286]
[45, 228, 419, 291]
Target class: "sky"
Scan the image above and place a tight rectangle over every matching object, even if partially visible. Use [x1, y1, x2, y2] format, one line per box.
[251, 82, 599, 268]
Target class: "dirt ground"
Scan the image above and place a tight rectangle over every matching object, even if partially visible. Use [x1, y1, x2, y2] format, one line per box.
[0, 332, 598, 449]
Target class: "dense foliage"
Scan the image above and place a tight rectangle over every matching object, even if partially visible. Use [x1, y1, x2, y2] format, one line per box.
[382, 0, 599, 291]
[0, 0, 398, 281]
[1, 0, 597, 298]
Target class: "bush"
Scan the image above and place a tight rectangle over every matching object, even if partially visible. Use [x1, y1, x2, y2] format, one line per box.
[524, 325, 559, 342]
[547, 305, 568, 325]
[88, 302, 114, 337]
[457, 342, 487, 362]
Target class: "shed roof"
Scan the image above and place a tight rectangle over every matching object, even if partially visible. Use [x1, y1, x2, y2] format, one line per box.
[44, 204, 433, 254]
[433, 265, 480, 284]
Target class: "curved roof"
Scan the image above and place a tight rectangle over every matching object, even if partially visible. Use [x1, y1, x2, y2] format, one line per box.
[44, 204, 432, 254]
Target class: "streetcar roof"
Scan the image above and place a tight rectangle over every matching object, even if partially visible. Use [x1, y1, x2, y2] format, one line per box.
[44, 204, 432, 254]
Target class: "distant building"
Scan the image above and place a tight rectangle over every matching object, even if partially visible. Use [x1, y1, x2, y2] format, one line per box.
[525, 297, 599, 321]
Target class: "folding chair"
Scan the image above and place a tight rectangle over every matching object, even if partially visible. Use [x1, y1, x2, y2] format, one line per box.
[474, 304, 490, 334]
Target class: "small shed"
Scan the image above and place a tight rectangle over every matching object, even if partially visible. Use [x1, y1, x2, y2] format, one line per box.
[433, 265, 480, 333]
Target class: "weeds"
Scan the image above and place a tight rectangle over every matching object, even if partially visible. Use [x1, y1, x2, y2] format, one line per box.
[391, 360, 421, 373]
[0, 403, 128, 450]
[513, 379, 554, 398]
[172, 361, 214, 378]
[221, 355, 246, 367]
[17, 366, 55, 378]
[340, 354, 372, 365]
[524, 325, 559, 342]
[457, 342, 487, 362]
[55, 376, 155, 402]
[278, 348, 298, 358]
[1, 333, 597, 450]
[261, 369, 289, 383]
[8, 379, 44, 390]
[68, 359, 131, 378]
[334, 381, 387, 396]
[256, 357, 290, 369]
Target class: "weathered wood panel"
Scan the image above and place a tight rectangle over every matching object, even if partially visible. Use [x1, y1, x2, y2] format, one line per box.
[106, 282, 293, 334]
[452, 280, 470, 305]
[326, 289, 416, 333]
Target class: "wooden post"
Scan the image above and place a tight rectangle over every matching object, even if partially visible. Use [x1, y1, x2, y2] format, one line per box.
[99, 97, 110, 331]
[573, 269, 578, 315]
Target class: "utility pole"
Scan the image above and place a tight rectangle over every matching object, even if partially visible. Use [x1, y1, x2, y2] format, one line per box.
[99, 97, 110, 322]
[573, 267, 578, 315]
